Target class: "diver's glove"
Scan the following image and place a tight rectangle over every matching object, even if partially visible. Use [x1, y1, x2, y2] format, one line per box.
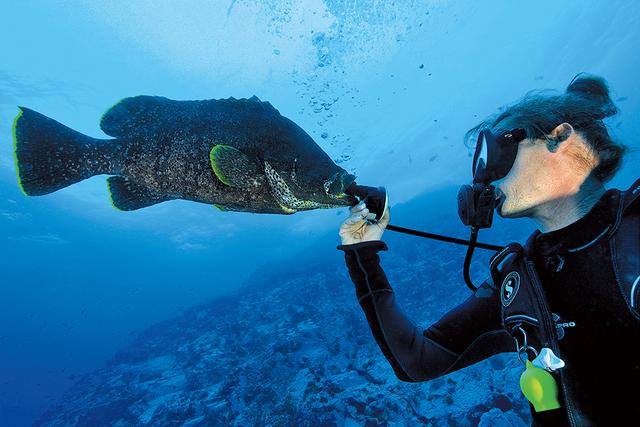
[339, 199, 390, 245]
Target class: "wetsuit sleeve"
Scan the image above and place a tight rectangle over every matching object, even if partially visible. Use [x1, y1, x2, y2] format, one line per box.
[337, 240, 514, 382]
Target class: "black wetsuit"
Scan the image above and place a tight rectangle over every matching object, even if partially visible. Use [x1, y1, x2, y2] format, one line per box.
[338, 178, 640, 426]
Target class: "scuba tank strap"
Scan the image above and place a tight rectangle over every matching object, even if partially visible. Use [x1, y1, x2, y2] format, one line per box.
[611, 176, 640, 233]
[491, 240, 559, 350]
[523, 229, 542, 257]
[492, 238, 579, 422]
[610, 177, 640, 316]
[622, 176, 640, 213]
[490, 242, 524, 272]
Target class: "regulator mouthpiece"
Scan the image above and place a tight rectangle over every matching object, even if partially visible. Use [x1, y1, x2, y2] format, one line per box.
[345, 183, 388, 221]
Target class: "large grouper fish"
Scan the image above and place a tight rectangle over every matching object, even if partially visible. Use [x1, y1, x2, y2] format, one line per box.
[12, 95, 358, 213]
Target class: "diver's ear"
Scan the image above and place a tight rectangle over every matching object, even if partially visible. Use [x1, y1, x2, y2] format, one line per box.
[546, 122, 574, 152]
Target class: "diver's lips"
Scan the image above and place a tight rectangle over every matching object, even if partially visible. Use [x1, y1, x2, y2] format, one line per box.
[495, 188, 505, 212]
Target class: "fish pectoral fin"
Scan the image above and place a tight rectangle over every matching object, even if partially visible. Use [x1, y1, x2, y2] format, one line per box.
[209, 145, 257, 188]
[107, 176, 172, 211]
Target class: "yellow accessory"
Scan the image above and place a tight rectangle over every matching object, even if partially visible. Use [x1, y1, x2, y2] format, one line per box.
[519, 360, 561, 412]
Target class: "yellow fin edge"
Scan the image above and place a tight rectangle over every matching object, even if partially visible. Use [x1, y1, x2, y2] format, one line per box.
[209, 145, 234, 186]
[12, 108, 28, 196]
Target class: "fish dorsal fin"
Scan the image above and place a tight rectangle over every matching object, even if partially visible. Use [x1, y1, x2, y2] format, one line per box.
[100, 95, 175, 138]
[221, 95, 280, 115]
[100, 95, 281, 138]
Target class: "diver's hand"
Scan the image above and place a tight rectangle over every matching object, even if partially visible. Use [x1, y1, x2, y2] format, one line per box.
[339, 201, 390, 245]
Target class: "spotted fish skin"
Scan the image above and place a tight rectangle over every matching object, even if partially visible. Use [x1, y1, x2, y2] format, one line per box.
[12, 95, 357, 213]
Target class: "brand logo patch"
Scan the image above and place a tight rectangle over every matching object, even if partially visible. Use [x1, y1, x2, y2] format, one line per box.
[552, 313, 576, 340]
[501, 271, 520, 307]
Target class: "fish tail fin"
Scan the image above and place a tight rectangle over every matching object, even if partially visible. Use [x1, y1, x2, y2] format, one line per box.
[12, 107, 113, 196]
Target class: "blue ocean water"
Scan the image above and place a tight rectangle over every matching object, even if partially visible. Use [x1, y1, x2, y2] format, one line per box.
[1, 1, 639, 426]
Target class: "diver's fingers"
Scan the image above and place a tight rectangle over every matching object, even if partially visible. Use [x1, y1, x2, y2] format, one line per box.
[351, 200, 366, 210]
[343, 208, 369, 226]
[379, 205, 390, 228]
[349, 201, 367, 215]
[340, 215, 368, 239]
[350, 207, 369, 221]
[342, 216, 363, 228]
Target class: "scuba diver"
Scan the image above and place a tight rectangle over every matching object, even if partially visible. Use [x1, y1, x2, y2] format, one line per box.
[337, 74, 639, 426]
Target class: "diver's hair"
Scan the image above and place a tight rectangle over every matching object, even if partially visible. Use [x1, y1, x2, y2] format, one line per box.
[465, 73, 626, 183]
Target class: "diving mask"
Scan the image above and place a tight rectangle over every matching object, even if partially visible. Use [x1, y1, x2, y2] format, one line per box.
[457, 127, 527, 291]
[472, 128, 527, 184]
[458, 128, 527, 228]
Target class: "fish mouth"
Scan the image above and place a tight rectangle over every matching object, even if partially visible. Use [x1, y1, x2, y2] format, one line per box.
[324, 171, 357, 203]
[264, 162, 353, 212]
[334, 192, 358, 205]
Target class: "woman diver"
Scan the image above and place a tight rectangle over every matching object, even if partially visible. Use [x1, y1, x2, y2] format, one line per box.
[337, 74, 639, 426]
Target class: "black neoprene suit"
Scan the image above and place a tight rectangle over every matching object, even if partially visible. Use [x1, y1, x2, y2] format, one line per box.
[338, 179, 640, 426]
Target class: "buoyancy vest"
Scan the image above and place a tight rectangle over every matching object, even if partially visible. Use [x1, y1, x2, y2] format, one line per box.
[489, 177, 640, 426]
